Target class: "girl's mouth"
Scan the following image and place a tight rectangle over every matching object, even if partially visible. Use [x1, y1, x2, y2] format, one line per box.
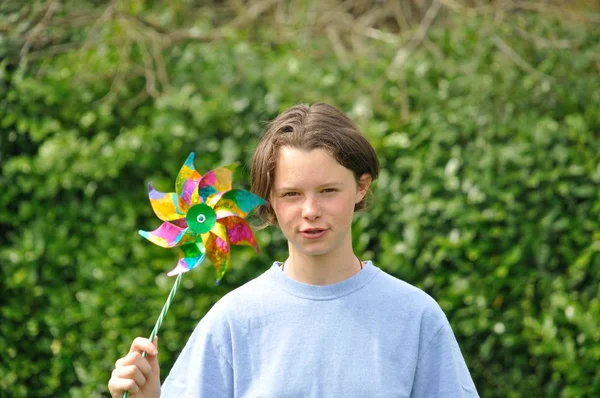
[300, 229, 328, 239]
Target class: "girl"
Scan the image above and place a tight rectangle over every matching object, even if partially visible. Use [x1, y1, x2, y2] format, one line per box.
[109, 103, 478, 397]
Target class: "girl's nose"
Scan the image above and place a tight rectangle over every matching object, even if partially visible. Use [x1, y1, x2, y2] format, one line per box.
[302, 197, 321, 220]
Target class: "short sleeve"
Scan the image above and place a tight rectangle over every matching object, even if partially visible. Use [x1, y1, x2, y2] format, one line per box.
[411, 322, 479, 398]
[160, 309, 234, 397]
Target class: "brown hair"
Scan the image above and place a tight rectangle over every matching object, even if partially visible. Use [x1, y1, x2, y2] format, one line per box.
[250, 103, 380, 226]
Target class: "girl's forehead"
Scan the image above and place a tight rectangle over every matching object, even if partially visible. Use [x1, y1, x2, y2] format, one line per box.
[275, 146, 340, 169]
[276, 145, 333, 159]
[273, 147, 354, 187]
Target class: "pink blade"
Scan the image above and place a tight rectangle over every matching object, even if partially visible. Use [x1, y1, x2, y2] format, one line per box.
[218, 216, 260, 253]
[198, 164, 237, 202]
[167, 261, 190, 276]
[181, 177, 201, 206]
[138, 222, 190, 248]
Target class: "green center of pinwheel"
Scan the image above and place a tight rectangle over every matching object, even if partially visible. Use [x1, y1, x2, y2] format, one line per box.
[186, 204, 216, 234]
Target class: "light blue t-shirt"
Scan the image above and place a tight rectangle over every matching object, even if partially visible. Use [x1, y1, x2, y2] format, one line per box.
[161, 261, 479, 397]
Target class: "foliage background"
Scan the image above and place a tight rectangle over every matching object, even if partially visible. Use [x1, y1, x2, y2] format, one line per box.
[1, 0, 599, 396]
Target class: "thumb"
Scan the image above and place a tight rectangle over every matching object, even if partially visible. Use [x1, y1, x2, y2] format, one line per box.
[148, 336, 160, 375]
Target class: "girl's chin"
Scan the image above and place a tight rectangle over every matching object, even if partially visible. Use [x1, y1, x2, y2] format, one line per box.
[290, 244, 334, 258]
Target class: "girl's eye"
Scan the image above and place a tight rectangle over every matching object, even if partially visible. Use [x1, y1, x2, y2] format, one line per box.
[322, 188, 337, 193]
[282, 192, 299, 197]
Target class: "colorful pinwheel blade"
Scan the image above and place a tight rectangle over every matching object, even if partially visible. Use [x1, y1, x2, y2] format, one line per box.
[197, 164, 238, 202]
[167, 242, 206, 276]
[139, 222, 191, 248]
[215, 208, 238, 220]
[218, 216, 260, 253]
[210, 189, 266, 218]
[208, 219, 228, 241]
[175, 153, 202, 206]
[202, 227, 231, 283]
[147, 183, 186, 221]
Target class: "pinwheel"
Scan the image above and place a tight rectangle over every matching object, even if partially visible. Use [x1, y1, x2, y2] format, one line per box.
[124, 152, 265, 398]
[139, 152, 265, 283]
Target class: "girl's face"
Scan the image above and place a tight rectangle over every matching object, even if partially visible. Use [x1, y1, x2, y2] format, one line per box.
[270, 146, 371, 260]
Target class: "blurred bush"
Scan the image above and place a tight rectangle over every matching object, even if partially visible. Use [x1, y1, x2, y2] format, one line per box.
[1, 1, 599, 396]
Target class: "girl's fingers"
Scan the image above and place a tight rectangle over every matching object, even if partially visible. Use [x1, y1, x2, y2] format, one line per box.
[115, 364, 147, 388]
[108, 372, 140, 395]
[115, 352, 153, 378]
[129, 337, 158, 356]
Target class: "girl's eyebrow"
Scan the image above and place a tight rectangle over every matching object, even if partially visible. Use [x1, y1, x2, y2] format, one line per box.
[274, 182, 343, 192]
[317, 182, 343, 188]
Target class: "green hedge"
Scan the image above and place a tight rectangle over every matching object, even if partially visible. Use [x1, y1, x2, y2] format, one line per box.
[1, 5, 599, 397]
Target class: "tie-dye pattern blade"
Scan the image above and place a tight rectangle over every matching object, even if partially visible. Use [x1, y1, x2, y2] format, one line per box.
[167, 243, 206, 276]
[203, 232, 231, 282]
[148, 183, 187, 221]
[218, 216, 260, 252]
[140, 152, 264, 282]
[176, 153, 202, 206]
[208, 189, 266, 218]
[222, 189, 266, 214]
[139, 222, 191, 248]
[198, 164, 238, 202]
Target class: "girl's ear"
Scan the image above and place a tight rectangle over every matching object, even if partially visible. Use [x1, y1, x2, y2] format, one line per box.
[356, 173, 372, 201]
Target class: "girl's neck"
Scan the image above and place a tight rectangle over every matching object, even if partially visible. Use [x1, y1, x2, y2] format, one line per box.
[283, 246, 363, 286]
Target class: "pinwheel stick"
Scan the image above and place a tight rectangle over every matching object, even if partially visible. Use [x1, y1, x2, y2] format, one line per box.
[123, 273, 183, 398]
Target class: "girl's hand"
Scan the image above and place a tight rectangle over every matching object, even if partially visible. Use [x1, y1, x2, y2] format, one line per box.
[108, 337, 161, 398]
